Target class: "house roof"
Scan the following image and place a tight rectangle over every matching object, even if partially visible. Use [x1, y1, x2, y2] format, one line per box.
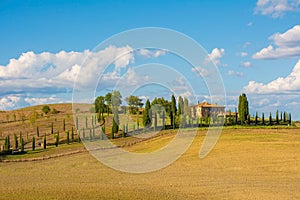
[196, 102, 225, 108]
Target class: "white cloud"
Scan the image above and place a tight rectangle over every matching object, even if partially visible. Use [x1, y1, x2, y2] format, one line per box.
[206, 48, 225, 66]
[253, 25, 300, 59]
[227, 70, 244, 77]
[255, 0, 300, 18]
[191, 66, 210, 77]
[239, 61, 252, 68]
[239, 52, 248, 57]
[247, 22, 253, 26]
[0, 95, 21, 110]
[245, 59, 300, 94]
[137, 48, 167, 58]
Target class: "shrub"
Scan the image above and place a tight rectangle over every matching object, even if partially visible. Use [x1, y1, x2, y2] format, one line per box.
[42, 105, 51, 114]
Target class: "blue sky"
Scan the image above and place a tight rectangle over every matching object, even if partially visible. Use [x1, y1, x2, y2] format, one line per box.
[1, 0, 300, 119]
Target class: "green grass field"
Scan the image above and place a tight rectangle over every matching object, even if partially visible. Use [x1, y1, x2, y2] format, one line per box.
[0, 128, 299, 200]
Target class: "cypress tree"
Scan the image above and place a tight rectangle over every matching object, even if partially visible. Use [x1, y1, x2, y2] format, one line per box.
[85, 116, 88, 128]
[43, 134, 46, 149]
[247, 114, 251, 125]
[77, 131, 81, 143]
[51, 122, 54, 134]
[171, 95, 177, 129]
[288, 113, 292, 125]
[280, 111, 283, 121]
[66, 131, 70, 144]
[276, 110, 279, 125]
[269, 112, 272, 126]
[235, 108, 238, 125]
[20, 137, 24, 152]
[32, 137, 35, 151]
[143, 99, 152, 128]
[255, 112, 258, 125]
[5, 135, 10, 152]
[76, 116, 78, 129]
[283, 112, 287, 122]
[36, 126, 39, 137]
[262, 112, 265, 125]
[55, 133, 59, 147]
[19, 132, 22, 146]
[71, 127, 74, 142]
[178, 96, 183, 116]
[14, 134, 18, 150]
[154, 113, 157, 131]
[238, 93, 249, 124]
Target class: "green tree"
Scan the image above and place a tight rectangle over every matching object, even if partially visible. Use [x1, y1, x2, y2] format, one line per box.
[177, 96, 184, 116]
[183, 97, 189, 117]
[288, 113, 292, 125]
[105, 92, 112, 115]
[55, 133, 59, 147]
[238, 93, 249, 124]
[143, 99, 152, 128]
[276, 110, 279, 125]
[269, 112, 272, 126]
[32, 137, 35, 151]
[95, 96, 106, 116]
[42, 105, 51, 114]
[20, 137, 24, 152]
[36, 126, 39, 137]
[262, 112, 265, 125]
[255, 112, 258, 125]
[171, 95, 177, 129]
[43, 134, 46, 149]
[51, 122, 54, 134]
[154, 113, 157, 131]
[162, 110, 166, 130]
[71, 127, 74, 142]
[125, 95, 143, 114]
[112, 90, 122, 107]
[14, 134, 18, 150]
[66, 131, 70, 144]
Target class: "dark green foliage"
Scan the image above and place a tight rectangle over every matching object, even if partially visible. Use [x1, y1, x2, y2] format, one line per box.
[280, 112, 282, 121]
[95, 96, 106, 115]
[111, 90, 122, 107]
[171, 95, 177, 129]
[269, 113, 272, 126]
[66, 131, 70, 144]
[32, 137, 35, 151]
[288, 113, 292, 125]
[276, 110, 279, 125]
[20, 137, 24, 152]
[255, 112, 258, 125]
[36, 126, 39, 137]
[14, 134, 18, 150]
[43, 134, 46, 149]
[4, 135, 10, 152]
[51, 108, 58, 114]
[42, 105, 51, 114]
[76, 116, 78, 129]
[262, 112, 265, 125]
[177, 96, 183, 116]
[71, 127, 74, 141]
[247, 114, 251, 124]
[238, 93, 249, 124]
[55, 133, 59, 147]
[143, 99, 152, 128]
[154, 113, 157, 131]
[51, 122, 54, 134]
[125, 95, 143, 114]
[183, 97, 189, 117]
[85, 116, 88, 129]
[283, 112, 287, 122]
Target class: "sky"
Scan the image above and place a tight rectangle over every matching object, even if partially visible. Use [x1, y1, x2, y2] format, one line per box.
[0, 0, 300, 119]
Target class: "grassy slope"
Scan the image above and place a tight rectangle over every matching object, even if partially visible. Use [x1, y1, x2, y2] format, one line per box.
[0, 128, 299, 200]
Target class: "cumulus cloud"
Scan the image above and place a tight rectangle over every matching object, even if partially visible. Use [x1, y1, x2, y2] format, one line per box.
[254, 0, 300, 18]
[245, 59, 300, 94]
[0, 45, 171, 110]
[191, 66, 210, 77]
[137, 48, 167, 58]
[227, 70, 244, 77]
[239, 61, 252, 68]
[253, 25, 300, 59]
[206, 48, 225, 66]
[238, 52, 248, 57]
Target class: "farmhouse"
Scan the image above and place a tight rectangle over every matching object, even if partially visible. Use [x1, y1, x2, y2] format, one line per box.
[192, 102, 225, 118]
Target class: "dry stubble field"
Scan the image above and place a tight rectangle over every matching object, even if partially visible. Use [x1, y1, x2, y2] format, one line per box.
[0, 128, 299, 200]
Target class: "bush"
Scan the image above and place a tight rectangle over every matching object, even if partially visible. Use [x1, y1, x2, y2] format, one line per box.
[42, 105, 51, 114]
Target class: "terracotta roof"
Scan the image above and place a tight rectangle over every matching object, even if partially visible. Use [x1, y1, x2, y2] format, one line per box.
[196, 102, 225, 108]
